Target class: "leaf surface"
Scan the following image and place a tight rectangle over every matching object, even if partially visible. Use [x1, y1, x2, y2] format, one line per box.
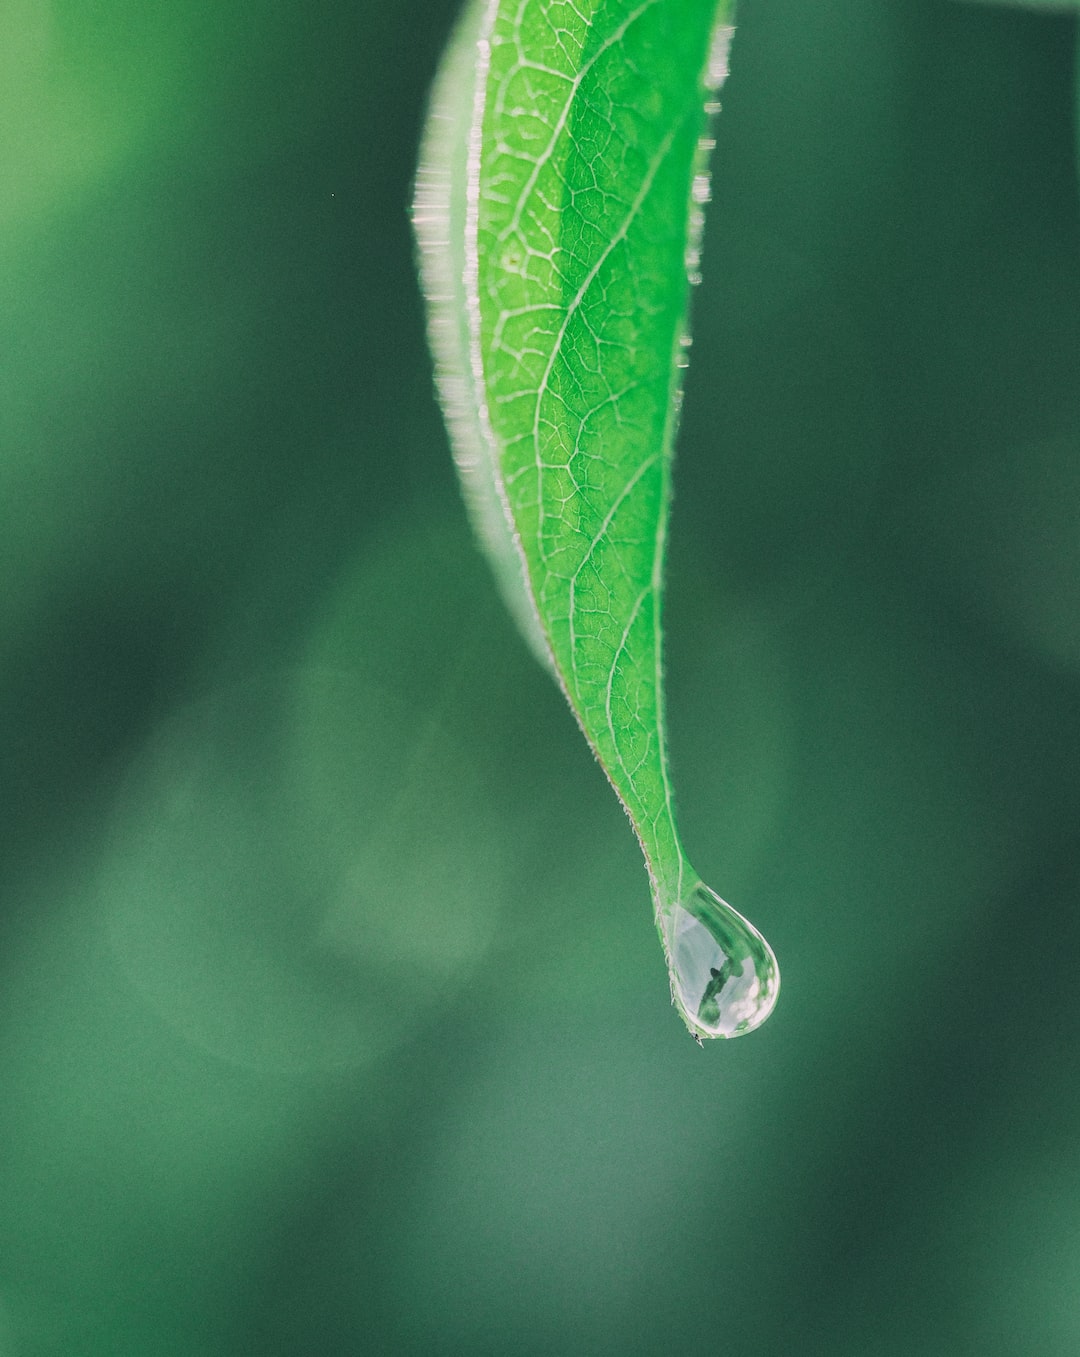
[414, 0, 779, 1038]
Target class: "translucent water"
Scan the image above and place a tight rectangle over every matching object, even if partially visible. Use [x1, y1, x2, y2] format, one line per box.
[662, 881, 780, 1039]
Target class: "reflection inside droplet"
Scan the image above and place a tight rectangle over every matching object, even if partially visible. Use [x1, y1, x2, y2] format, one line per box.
[661, 881, 779, 1039]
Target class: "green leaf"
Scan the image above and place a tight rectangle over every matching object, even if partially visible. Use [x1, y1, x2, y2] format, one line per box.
[413, 0, 778, 1039]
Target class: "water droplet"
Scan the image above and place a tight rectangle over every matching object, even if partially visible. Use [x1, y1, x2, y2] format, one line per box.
[661, 881, 779, 1039]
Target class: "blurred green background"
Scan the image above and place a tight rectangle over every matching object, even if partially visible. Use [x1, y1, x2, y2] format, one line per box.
[2, 0, 1080, 1352]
